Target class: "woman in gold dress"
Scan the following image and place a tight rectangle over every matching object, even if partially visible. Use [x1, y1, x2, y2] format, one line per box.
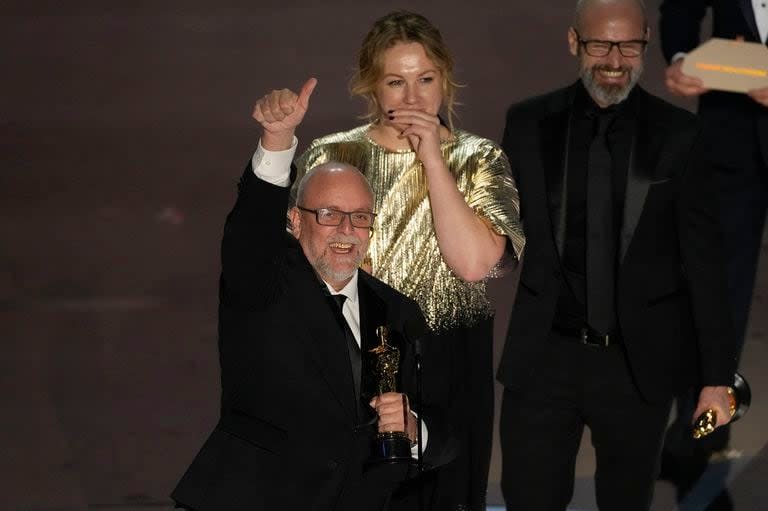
[294, 12, 525, 511]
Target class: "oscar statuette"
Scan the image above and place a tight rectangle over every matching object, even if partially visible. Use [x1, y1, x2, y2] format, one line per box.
[368, 325, 414, 463]
[692, 372, 751, 439]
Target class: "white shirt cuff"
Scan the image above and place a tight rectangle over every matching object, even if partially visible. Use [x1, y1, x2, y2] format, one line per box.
[671, 52, 687, 63]
[410, 413, 429, 458]
[252, 137, 298, 187]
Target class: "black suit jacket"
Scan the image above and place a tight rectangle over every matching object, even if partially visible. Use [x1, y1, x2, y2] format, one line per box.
[497, 83, 737, 403]
[660, 0, 768, 164]
[171, 166, 452, 511]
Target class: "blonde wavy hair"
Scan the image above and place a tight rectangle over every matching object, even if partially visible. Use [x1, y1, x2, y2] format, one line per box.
[350, 11, 461, 131]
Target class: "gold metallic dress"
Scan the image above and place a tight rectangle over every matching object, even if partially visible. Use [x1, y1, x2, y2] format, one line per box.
[295, 124, 524, 332]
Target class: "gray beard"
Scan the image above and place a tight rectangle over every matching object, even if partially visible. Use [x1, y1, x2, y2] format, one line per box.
[581, 63, 643, 106]
[313, 254, 360, 285]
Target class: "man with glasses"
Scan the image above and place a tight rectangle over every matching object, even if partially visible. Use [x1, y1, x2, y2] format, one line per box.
[497, 0, 736, 509]
[171, 82, 453, 511]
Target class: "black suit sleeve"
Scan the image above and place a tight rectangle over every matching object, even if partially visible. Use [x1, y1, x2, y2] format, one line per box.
[677, 132, 738, 386]
[220, 163, 292, 309]
[217, 164, 298, 404]
[659, 0, 711, 62]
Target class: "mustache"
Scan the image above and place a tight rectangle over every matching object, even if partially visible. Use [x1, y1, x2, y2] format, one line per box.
[593, 64, 631, 73]
[327, 235, 361, 246]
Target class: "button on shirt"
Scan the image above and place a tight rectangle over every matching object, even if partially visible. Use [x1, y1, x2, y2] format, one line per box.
[252, 137, 297, 186]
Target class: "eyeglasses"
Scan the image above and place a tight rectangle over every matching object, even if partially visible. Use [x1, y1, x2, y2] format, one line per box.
[573, 29, 648, 57]
[297, 206, 377, 229]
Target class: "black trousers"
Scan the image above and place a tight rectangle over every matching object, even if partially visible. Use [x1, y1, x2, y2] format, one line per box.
[500, 331, 672, 511]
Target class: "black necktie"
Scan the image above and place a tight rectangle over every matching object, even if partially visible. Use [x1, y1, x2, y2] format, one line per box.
[586, 113, 616, 334]
[331, 294, 363, 418]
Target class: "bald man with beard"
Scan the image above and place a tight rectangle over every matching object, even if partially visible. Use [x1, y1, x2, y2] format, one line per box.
[496, 0, 737, 509]
[171, 149, 454, 509]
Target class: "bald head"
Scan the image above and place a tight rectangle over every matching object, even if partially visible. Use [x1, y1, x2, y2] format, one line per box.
[574, 0, 647, 32]
[296, 162, 374, 208]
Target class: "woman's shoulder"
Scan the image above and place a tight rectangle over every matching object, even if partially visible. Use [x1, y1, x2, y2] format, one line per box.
[297, 124, 374, 172]
[452, 128, 500, 146]
[449, 129, 505, 158]
[306, 124, 371, 150]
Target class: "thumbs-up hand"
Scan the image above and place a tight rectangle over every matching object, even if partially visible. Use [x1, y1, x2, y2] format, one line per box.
[252, 78, 317, 150]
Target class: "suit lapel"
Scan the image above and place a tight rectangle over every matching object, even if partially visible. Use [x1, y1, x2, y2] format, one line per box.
[540, 91, 575, 257]
[740, 0, 761, 41]
[292, 252, 358, 422]
[620, 129, 649, 262]
[619, 89, 674, 263]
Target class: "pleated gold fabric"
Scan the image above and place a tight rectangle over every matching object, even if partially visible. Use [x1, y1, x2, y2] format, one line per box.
[295, 124, 524, 332]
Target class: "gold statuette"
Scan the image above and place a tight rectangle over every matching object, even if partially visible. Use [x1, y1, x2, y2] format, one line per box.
[692, 409, 720, 440]
[371, 326, 400, 395]
[368, 325, 412, 463]
[692, 373, 751, 439]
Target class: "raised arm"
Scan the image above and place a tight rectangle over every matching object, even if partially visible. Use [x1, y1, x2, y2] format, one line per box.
[221, 78, 317, 306]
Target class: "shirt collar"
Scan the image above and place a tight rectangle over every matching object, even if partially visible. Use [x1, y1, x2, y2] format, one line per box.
[324, 270, 359, 304]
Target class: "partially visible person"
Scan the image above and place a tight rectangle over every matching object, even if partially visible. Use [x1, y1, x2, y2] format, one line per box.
[170, 103, 454, 510]
[250, 11, 524, 511]
[658, 1, 767, 505]
[498, 0, 737, 509]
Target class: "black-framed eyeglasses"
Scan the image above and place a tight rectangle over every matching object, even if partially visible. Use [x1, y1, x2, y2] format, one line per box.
[573, 29, 648, 57]
[297, 206, 377, 229]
